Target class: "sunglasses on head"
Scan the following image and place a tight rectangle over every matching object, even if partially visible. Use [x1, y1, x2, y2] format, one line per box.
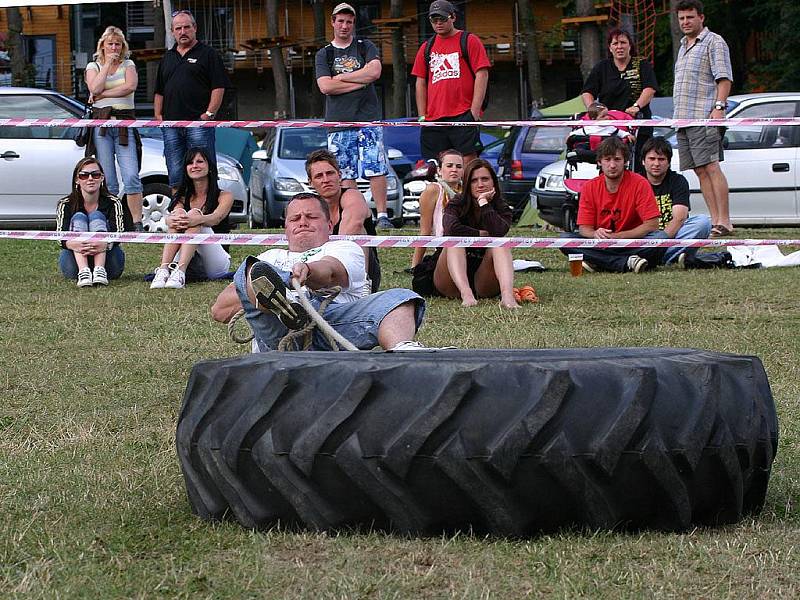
[77, 170, 104, 180]
[172, 9, 193, 17]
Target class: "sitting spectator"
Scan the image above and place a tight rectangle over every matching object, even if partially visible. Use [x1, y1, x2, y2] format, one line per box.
[56, 157, 125, 287]
[560, 136, 667, 273]
[432, 159, 519, 308]
[305, 149, 382, 292]
[211, 193, 428, 351]
[641, 136, 712, 266]
[150, 147, 233, 289]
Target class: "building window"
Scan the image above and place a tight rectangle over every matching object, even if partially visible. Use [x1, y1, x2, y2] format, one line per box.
[24, 36, 57, 89]
[351, 1, 381, 39]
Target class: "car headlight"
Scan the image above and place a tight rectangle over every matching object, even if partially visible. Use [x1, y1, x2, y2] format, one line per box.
[405, 180, 427, 194]
[386, 176, 398, 191]
[545, 174, 565, 191]
[218, 164, 243, 183]
[274, 177, 305, 192]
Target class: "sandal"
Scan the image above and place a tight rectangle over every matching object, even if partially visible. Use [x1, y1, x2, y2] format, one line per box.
[710, 224, 734, 238]
[247, 259, 308, 330]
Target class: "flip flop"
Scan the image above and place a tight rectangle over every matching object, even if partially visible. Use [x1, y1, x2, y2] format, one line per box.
[710, 224, 734, 238]
[248, 259, 308, 330]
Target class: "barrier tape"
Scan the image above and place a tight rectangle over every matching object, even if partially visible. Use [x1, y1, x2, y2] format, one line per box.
[2, 117, 800, 129]
[2, 230, 798, 249]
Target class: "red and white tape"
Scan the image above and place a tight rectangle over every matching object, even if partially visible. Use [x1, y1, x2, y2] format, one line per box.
[1, 117, 800, 129]
[2, 230, 798, 249]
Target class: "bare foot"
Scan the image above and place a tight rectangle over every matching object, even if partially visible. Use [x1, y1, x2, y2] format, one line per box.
[461, 295, 478, 307]
[499, 297, 521, 309]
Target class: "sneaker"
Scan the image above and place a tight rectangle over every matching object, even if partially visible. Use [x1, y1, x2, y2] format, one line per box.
[248, 260, 308, 329]
[582, 261, 595, 273]
[375, 215, 395, 229]
[626, 255, 650, 273]
[164, 268, 186, 289]
[92, 265, 108, 286]
[389, 341, 456, 351]
[150, 267, 170, 289]
[77, 267, 93, 288]
[677, 252, 687, 269]
[133, 221, 145, 233]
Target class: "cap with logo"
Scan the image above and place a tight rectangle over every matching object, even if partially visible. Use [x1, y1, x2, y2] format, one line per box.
[332, 2, 356, 17]
[429, 0, 456, 18]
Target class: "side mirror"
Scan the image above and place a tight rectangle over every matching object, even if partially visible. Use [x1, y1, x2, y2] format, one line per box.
[252, 149, 270, 161]
[386, 148, 403, 160]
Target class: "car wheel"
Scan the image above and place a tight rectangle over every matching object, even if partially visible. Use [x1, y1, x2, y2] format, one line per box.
[563, 205, 577, 233]
[142, 182, 173, 233]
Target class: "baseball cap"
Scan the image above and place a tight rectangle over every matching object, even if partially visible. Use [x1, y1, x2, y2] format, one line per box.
[332, 3, 356, 17]
[429, 0, 456, 18]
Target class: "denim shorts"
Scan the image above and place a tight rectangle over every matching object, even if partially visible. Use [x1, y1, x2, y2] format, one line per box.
[328, 126, 388, 180]
[233, 259, 425, 351]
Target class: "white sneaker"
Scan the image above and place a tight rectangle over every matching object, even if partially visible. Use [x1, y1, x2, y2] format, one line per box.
[150, 267, 170, 289]
[389, 341, 456, 351]
[626, 255, 650, 274]
[92, 265, 108, 286]
[164, 268, 186, 289]
[77, 267, 93, 288]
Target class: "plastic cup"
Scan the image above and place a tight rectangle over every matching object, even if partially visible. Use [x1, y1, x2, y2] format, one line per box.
[569, 253, 584, 277]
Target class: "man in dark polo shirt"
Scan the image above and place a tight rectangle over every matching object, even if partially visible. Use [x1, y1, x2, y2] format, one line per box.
[154, 10, 230, 189]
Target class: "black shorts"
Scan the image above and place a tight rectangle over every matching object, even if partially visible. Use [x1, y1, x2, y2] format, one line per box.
[420, 110, 483, 160]
[411, 248, 485, 297]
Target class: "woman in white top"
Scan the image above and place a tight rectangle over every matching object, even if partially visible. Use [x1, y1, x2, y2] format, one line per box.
[84, 26, 144, 231]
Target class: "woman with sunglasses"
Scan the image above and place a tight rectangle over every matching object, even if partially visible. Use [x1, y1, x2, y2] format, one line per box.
[56, 157, 126, 287]
[150, 147, 233, 289]
[84, 26, 144, 230]
[434, 159, 519, 309]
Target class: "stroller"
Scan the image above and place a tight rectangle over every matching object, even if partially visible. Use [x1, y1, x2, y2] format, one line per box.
[561, 107, 636, 232]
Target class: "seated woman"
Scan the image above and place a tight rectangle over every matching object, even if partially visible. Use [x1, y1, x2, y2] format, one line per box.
[56, 157, 125, 287]
[410, 149, 464, 295]
[433, 159, 519, 309]
[150, 147, 233, 289]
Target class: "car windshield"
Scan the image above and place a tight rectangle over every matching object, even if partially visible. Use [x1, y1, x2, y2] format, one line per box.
[278, 128, 328, 159]
[522, 126, 571, 153]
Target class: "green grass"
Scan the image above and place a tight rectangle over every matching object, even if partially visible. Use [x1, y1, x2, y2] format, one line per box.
[1, 226, 799, 598]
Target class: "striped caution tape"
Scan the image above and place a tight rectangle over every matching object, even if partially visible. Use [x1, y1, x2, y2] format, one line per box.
[2, 230, 798, 249]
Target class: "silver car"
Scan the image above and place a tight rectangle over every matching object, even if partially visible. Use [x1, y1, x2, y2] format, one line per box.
[0, 87, 248, 231]
[249, 126, 403, 227]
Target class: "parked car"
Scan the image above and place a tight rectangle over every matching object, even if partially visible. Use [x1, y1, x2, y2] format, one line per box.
[533, 93, 800, 229]
[249, 125, 404, 227]
[0, 87, 248, 231]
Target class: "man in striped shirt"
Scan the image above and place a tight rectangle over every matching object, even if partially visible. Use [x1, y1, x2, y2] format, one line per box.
[673, 0, 733, 238]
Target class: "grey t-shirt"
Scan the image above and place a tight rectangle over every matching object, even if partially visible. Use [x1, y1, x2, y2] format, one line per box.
[315, 38, 381, 121]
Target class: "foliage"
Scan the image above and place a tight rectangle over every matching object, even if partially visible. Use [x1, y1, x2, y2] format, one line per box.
[746, 0, 800, 91]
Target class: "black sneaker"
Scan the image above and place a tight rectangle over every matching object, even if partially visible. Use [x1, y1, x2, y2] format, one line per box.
[248, 259, 308, 329]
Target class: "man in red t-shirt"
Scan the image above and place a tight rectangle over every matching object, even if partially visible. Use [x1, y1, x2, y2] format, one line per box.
[411, 0, 490, 164]
[561, 137, 667, 273]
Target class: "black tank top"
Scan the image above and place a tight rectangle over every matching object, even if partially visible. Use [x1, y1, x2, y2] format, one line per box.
[331, 188, 381, 293]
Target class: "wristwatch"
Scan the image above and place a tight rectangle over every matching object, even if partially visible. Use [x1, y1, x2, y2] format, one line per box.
[714, 100, 727, 111]
[204, 110, 216, 119]
[632, 103, 640, 111]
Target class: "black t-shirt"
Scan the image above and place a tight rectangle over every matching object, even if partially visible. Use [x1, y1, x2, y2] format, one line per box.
[155, 41, 230, 120]
[582, 58, 658, 118]
[314, 39, 381, 121]
[651, 170, 690, 230]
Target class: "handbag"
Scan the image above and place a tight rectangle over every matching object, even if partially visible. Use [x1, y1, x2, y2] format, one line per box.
[73, 101, 92, 148]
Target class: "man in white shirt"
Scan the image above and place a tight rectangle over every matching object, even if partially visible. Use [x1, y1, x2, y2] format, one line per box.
[212, 193, 426, 351]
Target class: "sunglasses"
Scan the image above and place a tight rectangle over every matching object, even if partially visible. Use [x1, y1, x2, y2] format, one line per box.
[77, 171, 104, 180]
[172, 9, 193, 17]
[430, 15, 451, 24]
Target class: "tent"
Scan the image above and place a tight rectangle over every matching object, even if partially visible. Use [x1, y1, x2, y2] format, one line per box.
[540, 96, 586, 118]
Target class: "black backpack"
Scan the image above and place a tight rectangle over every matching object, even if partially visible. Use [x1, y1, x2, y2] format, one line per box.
[324, 39, 369, 74]
[423, 30, 489, 111]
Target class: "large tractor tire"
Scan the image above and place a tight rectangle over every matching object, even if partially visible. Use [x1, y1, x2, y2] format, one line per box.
[176, 348, 778, 535]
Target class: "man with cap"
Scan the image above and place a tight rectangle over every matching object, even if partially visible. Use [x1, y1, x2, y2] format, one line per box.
[411, 0, 490, 165]
[315, 2, 394, 229]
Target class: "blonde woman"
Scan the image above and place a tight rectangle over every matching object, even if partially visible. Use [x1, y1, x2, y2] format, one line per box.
[84, 26, 144, 231]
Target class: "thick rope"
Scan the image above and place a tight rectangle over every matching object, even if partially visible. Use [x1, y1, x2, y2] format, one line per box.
[227, 309, 254, 344]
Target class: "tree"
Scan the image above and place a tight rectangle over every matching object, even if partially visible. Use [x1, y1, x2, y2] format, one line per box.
[266, 0, 290, 119]
[746, 0, 800, 90]
[6, 7, 29, 87]
[389, 0, 407, 117]
[576, 0, 601, 81]
[310, 0, 326, 117]
[517, 0, 543, 109]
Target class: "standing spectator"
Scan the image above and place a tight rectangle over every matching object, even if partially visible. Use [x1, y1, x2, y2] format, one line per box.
[640, 137, 711, 265]
[581, 28, 658, 172]
[84, 26, 144, 231]
[315, 3, 393, 229]
[154, 9, 229, 191]
[559, 137, 667, 273]
[412, 0, 489, 165]
[673, 0, 733, 237]
[56, 158, 125, 287]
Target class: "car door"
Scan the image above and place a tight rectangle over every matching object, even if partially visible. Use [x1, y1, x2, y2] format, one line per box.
[719, 100, 798, 224]
[0, 93, 85, 223]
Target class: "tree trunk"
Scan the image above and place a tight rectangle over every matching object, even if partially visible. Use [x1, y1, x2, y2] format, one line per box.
[517, 0, 543, 109]
[670, 0, 682, 61]
[146, 2, 168, 100]
[390, 0, 408, 117]
[576, 0, 601, 82]
[311, 0, 326, 117]
[267, 0, 290, 119]
[6, 7, 28, 87]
